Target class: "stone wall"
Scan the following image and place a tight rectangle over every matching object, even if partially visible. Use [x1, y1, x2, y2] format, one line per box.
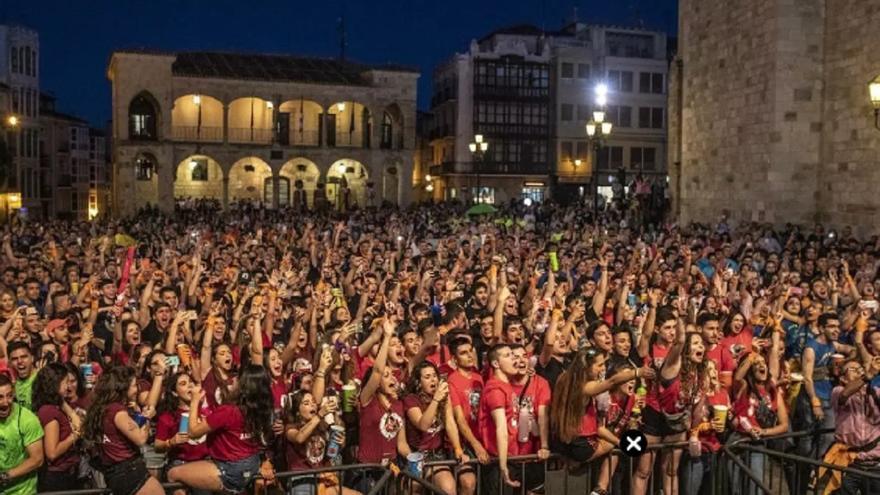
[674, 0, 880, 233]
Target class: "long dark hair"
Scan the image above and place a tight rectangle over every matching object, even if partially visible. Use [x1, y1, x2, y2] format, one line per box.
[406, 360, 445, 429]
[551, 348, 603, 443]
[234, 364, 274, 447]
[83, 367, 135, 452]
[157, 371, 191, 416]
[32, 362, 68, 412]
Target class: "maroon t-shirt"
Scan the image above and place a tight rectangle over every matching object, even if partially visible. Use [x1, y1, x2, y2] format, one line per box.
[100, 403, 139, 464]
[206, 404, 262, 462]
[357, 398, 405, 463]
[285, 426, 329, 470]
[37, 405, 80, 472]
[155, 409, 210, 462]
[203, 370, 236, 409]
[403, 394, 444, 452]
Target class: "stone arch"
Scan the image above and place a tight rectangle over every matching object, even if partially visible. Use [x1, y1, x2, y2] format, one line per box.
[279, 158, 320, 209]
[128, 91, 160, 140]
[327, 101, 370, 148]
[228, 156, 273, 204]
[278, 99, 323, 146]
[174, 155, 224, 200]
[228, 97, 273, 144]
[381, 103, 405, 150]
[326, 159, 370, 210]
[172, 94, 224, 141]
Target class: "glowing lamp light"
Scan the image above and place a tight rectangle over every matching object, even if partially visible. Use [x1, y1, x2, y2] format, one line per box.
[469, 143, 477, 152]
[266, 101, 274, 110]
[88, 205, 99, 220]
[426, 183, 434, 192]
[523, 197, 533, 207]
[574, 159, 582, 168]
[189, 160, 198, 169]
[586, 122, 597, 137]
[8, 193, 21, 203]
[425, 174, 432, 182]
[475, 134, 484, 144]
[7, 115, 18, 128]
[192, 95, 201, 106]
[870, 80, 880, 109]
[601, 122, 613, 135]
[337, 163, 347, 173]
[480, 141, 488, 151]
[593, 111, 605, 124]
[337, 102, 346, 111]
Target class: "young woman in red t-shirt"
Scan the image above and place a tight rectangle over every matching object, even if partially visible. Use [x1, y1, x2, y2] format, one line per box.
[403, 361, 466, 495]
[167, 364, 275, 494]
[33, 362, 82, 492]
[634, 310, 706, 495]
[550, 348, 650, 495]
[682, 360, 730, 494]
[154, 372, 209, 495]
[83, 366, 164, 495]
[283, 390, 357, 495]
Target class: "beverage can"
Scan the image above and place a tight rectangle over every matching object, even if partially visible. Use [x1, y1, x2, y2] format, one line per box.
[179, 413, 189, 433]
[80, 363, 94, 389]
[326, 425, 345, 460]
[406, 452, 425, 477]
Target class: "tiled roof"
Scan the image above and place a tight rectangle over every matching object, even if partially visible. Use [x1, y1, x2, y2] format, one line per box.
[169, 51, 418, 85]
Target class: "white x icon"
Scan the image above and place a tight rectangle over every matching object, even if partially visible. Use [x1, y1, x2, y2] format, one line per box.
[626, 436, 643, 452]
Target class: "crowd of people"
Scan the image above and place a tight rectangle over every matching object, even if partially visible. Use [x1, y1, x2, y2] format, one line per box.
[0, 198, 876, 495]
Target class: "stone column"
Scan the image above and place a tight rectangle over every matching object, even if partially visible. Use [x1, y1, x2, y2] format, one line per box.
[272, 175, 280, 209]
[222, 104, 229, 144]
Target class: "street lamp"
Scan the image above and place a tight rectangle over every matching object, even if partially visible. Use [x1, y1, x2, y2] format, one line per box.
[469, 134, 489, 203]
[586, 85, 613, 219]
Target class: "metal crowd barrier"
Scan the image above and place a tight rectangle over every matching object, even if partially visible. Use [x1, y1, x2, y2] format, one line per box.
[39, 429, 860, 495]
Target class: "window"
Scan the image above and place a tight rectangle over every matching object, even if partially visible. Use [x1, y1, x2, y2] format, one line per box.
[190, 158, 209, 181]
[24, 47, 31, 76]
[472, 187, 495, 204]
[561, 63, 574, 78]
[560, 104, 573, 122]
[606, 32, 655, 58]
[71, 191, 78, 211]
[638, 107, 664, 129]
[597, 146, 623, 170]
[618, 106, 632, 127]
[640, 72, 664, 94]
[576, 104, 590, 121]
[128, 94, 158, 140]
[576, 141, 591, 161]
[608, 70, 634, 92]
[136, 156, 153, 180]
[380, 112, 393, 149]
[577, 64, 590, 79]
[521, 187, 544, 203]
[10, 46, 17, 73]
[560, 141, 573, 161]
[630, 147, 657, 170]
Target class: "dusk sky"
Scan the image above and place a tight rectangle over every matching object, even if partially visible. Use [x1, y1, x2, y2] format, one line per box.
[5, 0, 677, 127]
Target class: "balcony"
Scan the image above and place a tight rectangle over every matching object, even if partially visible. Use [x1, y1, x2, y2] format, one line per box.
[330, 132, 364, 148]
[288, 130, 320, 147]
[474, 86, 549, 100]
[473, 123, 549, 137]
[172, 126, 223, 142]
[431, 161, 549, 176]
[228, 127, 273, 145]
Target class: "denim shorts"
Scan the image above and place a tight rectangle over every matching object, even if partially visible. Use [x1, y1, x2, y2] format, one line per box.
[215, 454, 261, 494]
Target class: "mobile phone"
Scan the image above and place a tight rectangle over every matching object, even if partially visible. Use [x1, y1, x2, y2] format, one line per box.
[627, 293, 637, 307]
[165, 355, 180, 370]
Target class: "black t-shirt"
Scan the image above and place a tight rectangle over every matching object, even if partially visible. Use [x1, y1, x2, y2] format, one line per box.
[536, 356, 566, 386]
[142, 320, 165, 348]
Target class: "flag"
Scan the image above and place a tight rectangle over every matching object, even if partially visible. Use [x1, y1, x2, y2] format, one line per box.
[349, 102, 355, 134]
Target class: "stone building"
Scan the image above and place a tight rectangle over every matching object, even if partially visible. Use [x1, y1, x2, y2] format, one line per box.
[107, 50, 419, 217]
[670, 0, 880, 232]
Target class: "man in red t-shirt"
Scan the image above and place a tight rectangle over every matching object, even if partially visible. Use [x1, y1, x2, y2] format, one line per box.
[699, 313, 736, 388]
[446, 336, 485, 495]
[478, 344, 520, 489]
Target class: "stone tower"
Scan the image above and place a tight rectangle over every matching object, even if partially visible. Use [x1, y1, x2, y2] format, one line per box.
[670, 0, 880, 233]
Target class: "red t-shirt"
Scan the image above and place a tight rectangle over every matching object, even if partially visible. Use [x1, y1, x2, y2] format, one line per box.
[285, 426, 329, 470]
[720, 331, 753, 363]
[203, 370, 236, 409]
[37, 405, 80, 472]
[644, 343, 671, 411]
[206, 404, 262, 462]
[511, 375, 551, 454]
[732, 380, 777, 435]
[357, 397, 405, 463]
[479, 378, 518, 456]
[271, 377, 289, 410]
[605, 393, 635, 437]
[100, 403, 139, 464]
[403, 394, 444, 452]
[352, 347, 373, 382]
[705, 344, 737, 379]
[155, 408, 210, 462]
[448, 369, 484, 439]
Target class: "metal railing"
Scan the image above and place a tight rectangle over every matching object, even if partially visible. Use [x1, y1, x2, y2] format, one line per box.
[38, 429, 861, 495]
[228, 127, 273, 144]
[171, 125, 223, 142]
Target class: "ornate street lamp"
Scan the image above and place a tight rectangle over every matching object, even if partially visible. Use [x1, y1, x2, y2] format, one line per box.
[586, 84, 612, 219]
[468, 134, 489, 203]
[869, 78, 880, 129]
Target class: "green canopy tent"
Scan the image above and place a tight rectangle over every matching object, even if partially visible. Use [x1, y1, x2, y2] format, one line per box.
[465, 203, 498, 216]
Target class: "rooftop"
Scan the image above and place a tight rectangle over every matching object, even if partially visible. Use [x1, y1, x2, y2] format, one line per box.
[114, 50, 418, 86]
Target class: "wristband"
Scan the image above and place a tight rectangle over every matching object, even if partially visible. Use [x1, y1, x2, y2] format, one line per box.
[811, 398, 822, 408]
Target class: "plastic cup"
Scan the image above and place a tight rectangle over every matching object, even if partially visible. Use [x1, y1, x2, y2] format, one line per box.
[407, 452, 425, 477]
[790, 372, 804, 383]
[713, 405, 729, 425]
[179, 413, 189, 433]
[341, 384, 356, 413]
[177, 344, 192, 367]
[831, 354, 845, 366]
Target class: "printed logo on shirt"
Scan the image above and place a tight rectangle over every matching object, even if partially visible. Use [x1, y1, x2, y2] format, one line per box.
[467, 390, 481, 422]
[305, 435, 326, 465]
[379, 411, 403, 440]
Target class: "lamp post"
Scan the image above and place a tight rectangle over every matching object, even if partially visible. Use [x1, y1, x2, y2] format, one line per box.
[2, 114, 21, 223]
[468, 134, 489, 203]
[585, 84, 612, 220]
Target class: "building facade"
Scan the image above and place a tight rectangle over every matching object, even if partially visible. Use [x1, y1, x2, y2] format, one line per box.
[428, 26, 552, 205]
[426, 23, 668, 205]
[0, 24, 40, 218]
[670, 0, 880, 232]
[550, 23, 668, 204]
[107, 51, 419, 217]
